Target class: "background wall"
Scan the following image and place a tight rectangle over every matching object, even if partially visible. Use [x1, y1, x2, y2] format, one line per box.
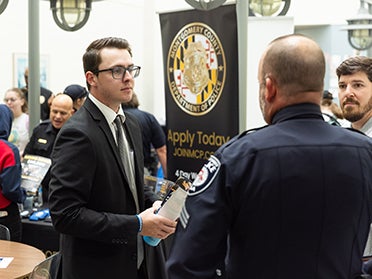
[296, 25, 361, 102]
[0, 0, 148, 118]
[0, 0, 364, 129]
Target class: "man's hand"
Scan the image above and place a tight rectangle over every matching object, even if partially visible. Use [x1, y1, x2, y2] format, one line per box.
[139, 206, 177, 239]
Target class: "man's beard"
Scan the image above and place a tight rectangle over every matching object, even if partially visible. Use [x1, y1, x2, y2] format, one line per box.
[342, 97, 372, 123]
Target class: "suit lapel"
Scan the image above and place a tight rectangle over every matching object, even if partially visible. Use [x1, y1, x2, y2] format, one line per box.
[124, 114, 144, 206]
[84, 98, 143, 209]
[84, 98, 126, 177]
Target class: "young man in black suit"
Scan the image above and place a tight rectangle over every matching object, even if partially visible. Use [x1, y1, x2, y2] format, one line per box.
[49, 37, 176, 279]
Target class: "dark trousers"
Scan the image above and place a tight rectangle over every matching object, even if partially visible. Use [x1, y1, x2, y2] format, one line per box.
[0, 202, 22, 241]
[138, 261, 149, 279]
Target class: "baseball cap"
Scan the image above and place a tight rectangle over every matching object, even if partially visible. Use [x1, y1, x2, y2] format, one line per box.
[63, 84, 88, 101]
[323, 90, 333, 100]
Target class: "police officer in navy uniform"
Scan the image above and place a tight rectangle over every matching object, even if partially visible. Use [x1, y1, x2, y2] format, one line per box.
[166, 34, 372, 279]
[23, 94, 74, 204]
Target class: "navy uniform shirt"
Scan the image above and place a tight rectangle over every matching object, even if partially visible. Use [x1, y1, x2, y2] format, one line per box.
[166, 103, 372, 279]
[24, 120, 59, 203]
[24, 120, 59, 158]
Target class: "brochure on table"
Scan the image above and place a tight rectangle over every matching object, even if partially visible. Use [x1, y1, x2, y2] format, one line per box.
[0, 257, 13, 268]
[21, 154, 51, 196]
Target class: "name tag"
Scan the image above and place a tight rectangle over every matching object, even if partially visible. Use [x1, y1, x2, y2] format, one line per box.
[37, 138, 47, 144]
[0, 211, 8, 218]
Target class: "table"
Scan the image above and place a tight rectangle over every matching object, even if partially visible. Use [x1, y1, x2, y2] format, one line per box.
[20, 219, 169, 278]
[20, 218, 171, 279]
[0, 239, 45, 279]
[21, 218, 59, 257]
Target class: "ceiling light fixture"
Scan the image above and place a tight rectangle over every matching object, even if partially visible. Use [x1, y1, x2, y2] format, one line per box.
[248, 0, 291, 17]
[47, 0, 102, 32]
[0, 0, 9, 15]
[344, 0, 372, 51]
[185, 0, 227, 11]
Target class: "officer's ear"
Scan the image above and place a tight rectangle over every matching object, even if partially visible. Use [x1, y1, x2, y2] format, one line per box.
[265, 75, 277, 102]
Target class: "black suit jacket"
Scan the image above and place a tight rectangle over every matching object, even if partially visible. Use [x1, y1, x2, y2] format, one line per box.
[49, 98, 158, 279]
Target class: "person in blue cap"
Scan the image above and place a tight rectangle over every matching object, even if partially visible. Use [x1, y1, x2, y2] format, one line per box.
[63, 84, 88, 112]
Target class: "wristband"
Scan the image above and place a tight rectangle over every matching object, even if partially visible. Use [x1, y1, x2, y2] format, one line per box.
[136, 214, 143, 232]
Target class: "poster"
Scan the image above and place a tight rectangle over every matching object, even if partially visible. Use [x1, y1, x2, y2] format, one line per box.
[13, 53, 49, 89]
[160, 4, 239, 181]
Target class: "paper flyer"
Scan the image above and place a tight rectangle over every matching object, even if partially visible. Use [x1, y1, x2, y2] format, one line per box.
[157, 187, 188, 220]
[156, 177, 191, 221]
[0, 257, 14, 268]
[21, 154, 51, 196]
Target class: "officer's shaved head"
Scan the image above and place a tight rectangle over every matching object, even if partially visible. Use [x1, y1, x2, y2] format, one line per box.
[258, 34, 325, 124]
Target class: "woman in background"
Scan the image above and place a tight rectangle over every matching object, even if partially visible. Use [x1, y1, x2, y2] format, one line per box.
[4, 88, 29, 155]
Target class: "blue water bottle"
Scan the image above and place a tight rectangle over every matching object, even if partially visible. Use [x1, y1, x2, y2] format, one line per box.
[143, 234, 161, 246]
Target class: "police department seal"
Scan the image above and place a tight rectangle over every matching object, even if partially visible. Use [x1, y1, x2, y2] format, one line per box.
[167, 22, 226, 116]
[188, 155, 221, 196]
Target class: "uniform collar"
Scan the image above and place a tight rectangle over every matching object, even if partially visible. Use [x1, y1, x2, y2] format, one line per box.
[272, 103, 324, 124]
[43, 120, 59, 134]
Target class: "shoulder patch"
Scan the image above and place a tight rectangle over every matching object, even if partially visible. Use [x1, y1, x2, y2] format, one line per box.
[188, 155, 221, 196]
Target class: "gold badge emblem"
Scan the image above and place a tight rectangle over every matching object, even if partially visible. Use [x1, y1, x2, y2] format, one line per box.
[167, 22, 226, 116]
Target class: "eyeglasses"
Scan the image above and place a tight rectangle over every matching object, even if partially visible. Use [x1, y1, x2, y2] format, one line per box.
[96, 65, 141, 80]
[4, 98, 19, 103]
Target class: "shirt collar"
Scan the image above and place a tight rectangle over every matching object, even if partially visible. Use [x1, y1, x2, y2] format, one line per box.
[360, 116, 372, 136]
[88, 94, 126, 124]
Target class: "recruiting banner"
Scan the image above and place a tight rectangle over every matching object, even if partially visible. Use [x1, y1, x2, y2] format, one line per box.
[160, 4, 239, 182]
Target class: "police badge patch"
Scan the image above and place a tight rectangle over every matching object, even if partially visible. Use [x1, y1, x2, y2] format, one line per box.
[167, 22, 226, 116]
[188, 155, 220, 196]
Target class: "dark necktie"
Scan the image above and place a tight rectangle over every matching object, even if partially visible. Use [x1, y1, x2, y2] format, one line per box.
[114, 115, 143, 268]
[114, 116, 139, 211]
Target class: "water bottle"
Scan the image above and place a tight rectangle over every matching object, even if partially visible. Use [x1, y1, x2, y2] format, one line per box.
[157, 165, 164, 179]
[143, 234, 162, 246]
[35, 185, 43, 208]
[23, 196, 34, 211]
